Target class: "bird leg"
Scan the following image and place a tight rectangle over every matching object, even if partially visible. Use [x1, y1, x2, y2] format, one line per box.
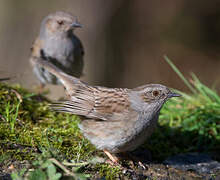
[35, 83, 47, 94]
[38, 83, 46, 94]
[103, 150, 119, 164]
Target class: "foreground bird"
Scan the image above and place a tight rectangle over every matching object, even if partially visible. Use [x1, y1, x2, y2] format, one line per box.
[33, 58, 181, 163]
[30, 11, 84, 86]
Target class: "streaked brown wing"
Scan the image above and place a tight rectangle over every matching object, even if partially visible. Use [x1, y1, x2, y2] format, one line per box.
[52, 86, 131, 121]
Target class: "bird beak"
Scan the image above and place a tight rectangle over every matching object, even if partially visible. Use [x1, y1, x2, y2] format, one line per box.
[70, 21, 82, 28]
[167, 91, 182, 98]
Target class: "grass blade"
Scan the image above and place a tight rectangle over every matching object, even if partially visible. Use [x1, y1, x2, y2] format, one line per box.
[164, 55, 197, 94]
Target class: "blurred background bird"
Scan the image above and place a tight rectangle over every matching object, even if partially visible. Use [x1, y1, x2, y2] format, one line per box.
[30, 11, 84, 90]
[1, 1, 220, 97]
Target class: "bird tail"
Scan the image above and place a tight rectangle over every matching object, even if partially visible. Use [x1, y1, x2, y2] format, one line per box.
[32, 58, 96, 117]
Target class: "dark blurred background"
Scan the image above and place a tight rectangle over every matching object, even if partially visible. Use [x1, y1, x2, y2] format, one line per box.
[0, 0, 220, 98]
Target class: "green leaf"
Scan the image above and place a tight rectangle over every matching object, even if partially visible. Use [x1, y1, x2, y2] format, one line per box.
[29, 169, 47, 180]
[47, 164, 61, 180]
[47, 164, 56, 177]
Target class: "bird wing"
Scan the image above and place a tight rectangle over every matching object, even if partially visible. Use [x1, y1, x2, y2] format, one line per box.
[30, 38, 42, 57]
[52, 86, 132, 121]
[69, 35, 84, 77]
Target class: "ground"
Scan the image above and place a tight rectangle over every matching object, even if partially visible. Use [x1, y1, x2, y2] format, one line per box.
[0, 67, 220, 179]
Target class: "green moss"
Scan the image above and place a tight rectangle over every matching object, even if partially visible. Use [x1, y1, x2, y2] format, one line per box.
[0, 84, 93, 153]
[0, 83, 126, 179]
[93, 163, 121, 179]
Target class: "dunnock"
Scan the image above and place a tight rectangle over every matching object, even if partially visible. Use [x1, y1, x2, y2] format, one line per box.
[33, 58, 181, 163]
[30, 11, 84, 86]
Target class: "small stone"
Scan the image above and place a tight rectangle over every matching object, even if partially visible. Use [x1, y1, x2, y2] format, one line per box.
[164, 152, 220, 174]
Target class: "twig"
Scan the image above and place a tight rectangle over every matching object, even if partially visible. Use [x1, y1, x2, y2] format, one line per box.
[62, 161, 89, 167]
[49, 158, 76, 177]
[0, 114, 6, 121]
[11, 89, 23, 102]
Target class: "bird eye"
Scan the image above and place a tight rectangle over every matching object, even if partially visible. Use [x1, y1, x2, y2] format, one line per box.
[57, 20, 64, 25]
[152, 90, 160, 97]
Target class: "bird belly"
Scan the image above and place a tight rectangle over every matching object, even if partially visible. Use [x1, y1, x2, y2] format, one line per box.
[45, 40, 73, 62]
[118, 114, 159, 152]
[79, 114, 159, 153]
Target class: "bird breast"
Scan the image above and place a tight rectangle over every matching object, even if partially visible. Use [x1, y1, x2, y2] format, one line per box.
[43, 36, 74, 61]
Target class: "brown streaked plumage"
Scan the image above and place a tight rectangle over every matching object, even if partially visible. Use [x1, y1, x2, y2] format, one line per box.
[33, 58, 181, 163]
